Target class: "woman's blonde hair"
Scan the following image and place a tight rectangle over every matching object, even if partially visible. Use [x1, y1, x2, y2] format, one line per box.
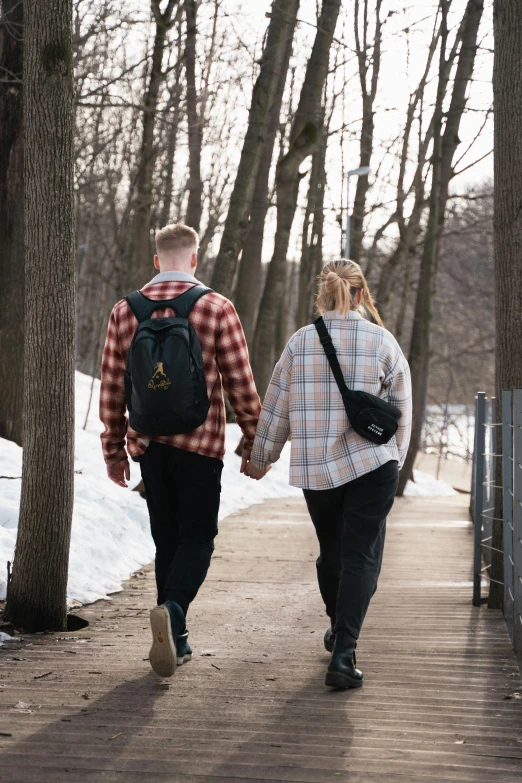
[316, 259, 383, 327]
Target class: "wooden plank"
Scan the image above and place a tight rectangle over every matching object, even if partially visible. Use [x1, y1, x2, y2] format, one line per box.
[0, 493, 521, 782]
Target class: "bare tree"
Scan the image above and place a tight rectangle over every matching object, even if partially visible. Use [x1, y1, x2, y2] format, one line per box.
[251, 0, 342, 398]
[489, 0, 522, 609]
[7, 0, 76, 632]
[350, 0, 383, 264]
[233, 23, 296, 346]
[0, 0, 24, 446]
[183, 0, 203, 231]
[210, 0, 300, 299]
[397, 0, 484, 495]
[296, 123, 328, 329]
[132, 0, 180, 288]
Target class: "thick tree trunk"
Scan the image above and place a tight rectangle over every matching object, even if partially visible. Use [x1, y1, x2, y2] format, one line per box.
[7, 0, 76, 632]
[210, 0, 300, 299]
[0, 0, 24, 446]
[234, 25, 295, 346]
[489, 0, 522, 609]
[184, 0, 203, 232]
[397, 0, 484, 496]
[132, 0, 178, 288]
[251, 0, 341, 399]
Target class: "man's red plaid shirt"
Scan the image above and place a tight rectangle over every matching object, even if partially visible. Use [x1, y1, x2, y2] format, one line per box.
[100, 273, 261, 464]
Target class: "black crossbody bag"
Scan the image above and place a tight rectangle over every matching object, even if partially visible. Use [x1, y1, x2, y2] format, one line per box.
[314, 316, 401, 446]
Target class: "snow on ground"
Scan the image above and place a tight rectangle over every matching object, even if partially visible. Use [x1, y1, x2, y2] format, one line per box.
[0, 371, 455, 606]
[403, 469, 457, 497]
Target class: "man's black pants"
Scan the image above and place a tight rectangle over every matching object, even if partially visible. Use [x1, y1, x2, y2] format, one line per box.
[303, 460, 398, 646]
[139, 442, 223, 616]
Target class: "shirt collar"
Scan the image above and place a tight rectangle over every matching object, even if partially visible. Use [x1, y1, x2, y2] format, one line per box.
[323, 310, 363, 321]
[146, 270, 202, 286]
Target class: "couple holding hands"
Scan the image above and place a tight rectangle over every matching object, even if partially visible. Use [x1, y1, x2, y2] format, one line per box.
[100, 223, 412, 689]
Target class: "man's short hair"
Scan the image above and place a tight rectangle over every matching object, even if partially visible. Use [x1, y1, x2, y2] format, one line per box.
[155, 223, 199, 256]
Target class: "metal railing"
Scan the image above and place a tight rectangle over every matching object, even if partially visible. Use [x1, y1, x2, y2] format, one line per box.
[471, 389, 522, 658]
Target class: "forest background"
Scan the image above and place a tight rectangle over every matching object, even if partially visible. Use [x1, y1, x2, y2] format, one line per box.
[0, 0, 493, 498]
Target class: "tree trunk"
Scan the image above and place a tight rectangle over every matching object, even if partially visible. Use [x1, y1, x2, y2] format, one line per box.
[210, 0, 300, 299]
[0, 0, 24, 446]
[251, 0, 341, 399]
[374, 12, 441, 313]
[296, 126, 327, 329]
[234, 23, 295, 346]
[489, 0, 522, 609]
[132, 0, 178, 288]
[350, 0, 383, 264]
[7, 0, 76, 632]
[184, 0, 203, 232]
[159, 39, 183, 229]
[397, 0, 484, 496]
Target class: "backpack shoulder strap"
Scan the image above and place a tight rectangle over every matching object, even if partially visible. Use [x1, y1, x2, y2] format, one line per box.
[171, 285, 213, 319]
[125, 285, 213, 323]
[314, 317, 351, 395]
[125, 291, 156, 323]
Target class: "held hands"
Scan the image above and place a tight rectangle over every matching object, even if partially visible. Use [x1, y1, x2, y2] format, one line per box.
[107, 459, 130, 487]
[244, 461, 272, 480]
[240, 448, 272, 481]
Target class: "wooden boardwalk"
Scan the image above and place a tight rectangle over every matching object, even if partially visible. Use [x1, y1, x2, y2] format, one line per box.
[1, 492, 521, 782]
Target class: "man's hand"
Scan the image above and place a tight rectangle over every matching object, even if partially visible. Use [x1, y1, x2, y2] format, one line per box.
[244, 461, 272, 481]
[107, 459, 130, 488]
[240, 447, 251, 475]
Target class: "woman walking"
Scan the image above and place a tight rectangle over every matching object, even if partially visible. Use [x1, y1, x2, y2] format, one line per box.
[246, 260, 412, 689]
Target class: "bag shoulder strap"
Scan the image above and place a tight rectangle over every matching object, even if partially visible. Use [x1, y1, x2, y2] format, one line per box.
[125, 285, 213, 323]
[170, 285, 213, 319]
[314, 316, 351, 396]
[125, 291, 156, 323]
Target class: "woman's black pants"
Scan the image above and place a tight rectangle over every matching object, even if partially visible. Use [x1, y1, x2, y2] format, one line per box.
[303, 460, 399, 646]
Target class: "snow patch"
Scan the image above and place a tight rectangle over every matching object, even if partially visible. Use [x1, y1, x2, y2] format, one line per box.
[404, 469, 457, 497]
[0, 372, 299, 607]
[0, 372, 455, 607]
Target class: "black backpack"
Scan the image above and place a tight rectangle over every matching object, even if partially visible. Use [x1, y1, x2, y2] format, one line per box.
[124, 285, 212, 437]
[314, 316, 401, 446]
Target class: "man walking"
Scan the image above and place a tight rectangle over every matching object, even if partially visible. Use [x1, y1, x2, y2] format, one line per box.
[100, 224, 261, 677]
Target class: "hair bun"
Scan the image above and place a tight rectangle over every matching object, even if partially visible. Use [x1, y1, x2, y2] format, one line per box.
[323, 271, 341, 292]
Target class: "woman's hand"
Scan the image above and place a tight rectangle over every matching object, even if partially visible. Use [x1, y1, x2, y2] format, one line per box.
[244, 461, 272, 480]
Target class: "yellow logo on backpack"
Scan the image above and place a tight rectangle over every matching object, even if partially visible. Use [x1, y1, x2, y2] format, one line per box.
[148, 362, 172, 391]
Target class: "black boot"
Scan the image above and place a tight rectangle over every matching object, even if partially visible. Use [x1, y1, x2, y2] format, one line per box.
[325, 630, 363, 689]
[324, 626, 335, 653]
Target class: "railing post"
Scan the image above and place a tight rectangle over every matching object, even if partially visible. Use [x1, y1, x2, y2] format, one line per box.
[503, 389, 514, 642]
[471, 398, 478, 521]
[473, 392, 487, 607]
[512, 388, 522, 657]
[490, 397, 497, 508]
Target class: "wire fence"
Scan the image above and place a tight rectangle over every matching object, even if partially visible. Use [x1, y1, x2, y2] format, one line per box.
[471, 390, 522, 658]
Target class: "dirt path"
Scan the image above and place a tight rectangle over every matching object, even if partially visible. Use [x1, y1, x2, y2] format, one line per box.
[0, 493, 521, 782]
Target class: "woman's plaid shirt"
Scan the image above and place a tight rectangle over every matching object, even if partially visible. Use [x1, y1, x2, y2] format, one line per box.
[100, 273, 261, 464]
[250, 311, 412, 490]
